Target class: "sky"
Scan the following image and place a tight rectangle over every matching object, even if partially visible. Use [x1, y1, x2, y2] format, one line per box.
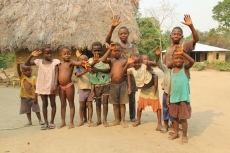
[139, 0, 221, 36]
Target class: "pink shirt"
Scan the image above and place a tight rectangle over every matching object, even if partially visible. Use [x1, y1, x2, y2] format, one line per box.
[34, 59, 60, 95]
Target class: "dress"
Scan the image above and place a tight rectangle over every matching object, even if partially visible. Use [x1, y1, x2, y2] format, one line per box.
[34, 59, 60, 95]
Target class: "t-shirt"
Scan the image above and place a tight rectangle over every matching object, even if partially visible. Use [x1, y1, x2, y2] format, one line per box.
[127, 64, 152, 88]
[75, 67, 91, 89]
[88, 58, 110, 85]
[19, 74, 36, 98]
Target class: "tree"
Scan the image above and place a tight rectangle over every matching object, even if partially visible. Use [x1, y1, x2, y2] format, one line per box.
[212, 0, 230, 30]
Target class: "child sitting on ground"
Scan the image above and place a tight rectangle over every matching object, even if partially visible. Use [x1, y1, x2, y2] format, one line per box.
[167, 45, 194, 144]
[16, 57, 44, 126]
[125, 54, 162, 130]
[100, 42, 131, 128]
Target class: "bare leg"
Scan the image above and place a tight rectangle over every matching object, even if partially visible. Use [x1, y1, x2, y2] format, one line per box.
[120, 104, 128, 128]
[87, 101, 93, 126]
[40, 95, 48, 126]
[156, 109, 162, 131]
[26, 113, 32, 126]
[49, 94, 56, 125]
[169, 118, 179, 140]
[102, 95, 109, 127]
[181, 119, 188, 144]
[133, 107, 142, 127]
[84, 104, 88, 123]
[93, 99, 102, 127]
[110, 104, 120, 126]
[77, 102, 85, 127]
[58, 89, 67, 128]
[35, 112, 44, 125]
[65, 85, 75, 129]
[161, 119, 169, 133]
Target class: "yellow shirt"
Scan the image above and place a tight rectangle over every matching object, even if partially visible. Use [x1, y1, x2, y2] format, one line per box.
[19, 74, 36, 98]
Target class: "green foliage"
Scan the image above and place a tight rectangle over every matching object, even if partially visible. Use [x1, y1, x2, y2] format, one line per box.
[193, 61, 230, 71]
[193, 62, 206, 71]
[135, 17, 167, 60]
[212, 0, 230, 30]
[0, 53, 15, 69]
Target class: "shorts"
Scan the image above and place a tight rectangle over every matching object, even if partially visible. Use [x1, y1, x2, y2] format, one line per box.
[108, 81, 129, 105]
[94, 83, 110, 104]
[138, 86, 161, 112]
[20, 98, 40, 114]
[79, 89, 93, 102]
[169, 102, 191, 119]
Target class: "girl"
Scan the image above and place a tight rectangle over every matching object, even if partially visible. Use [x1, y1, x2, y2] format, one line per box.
[25, 44, 60, 130]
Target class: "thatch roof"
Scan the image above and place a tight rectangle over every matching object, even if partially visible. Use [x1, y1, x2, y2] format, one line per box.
[0, 0, 140, 52]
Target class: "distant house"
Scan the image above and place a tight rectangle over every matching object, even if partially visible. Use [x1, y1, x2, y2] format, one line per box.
[163, 43, 230, 62]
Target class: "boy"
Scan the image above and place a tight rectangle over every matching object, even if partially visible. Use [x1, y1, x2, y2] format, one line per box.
[75, 55, 93, 127]
[100, 42, 131, 128]
[164, 14, 199, 67]
[106, 15, 139, 122]
[167, 45, 194, 144]
[57, 46, 90, 129]
[155, 46, 173, 133]
[88, 41, 111, 127]
[16, 57, 44, 126]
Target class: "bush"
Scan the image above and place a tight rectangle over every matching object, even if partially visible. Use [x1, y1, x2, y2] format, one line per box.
[193, 61, 230, 71]
[193, 62, 206, 71]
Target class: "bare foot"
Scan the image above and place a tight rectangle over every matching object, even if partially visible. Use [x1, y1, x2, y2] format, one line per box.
[58, 123, 66, 129]
[160, 126, 168, 133]
[155, 124, 163, 131]
[181, 136, 188, 144]
[76, 121, 84, 127]
[132, 121, 141, 127]
[87, 121, 93, 127]
[92, 121, 102, 127]
[169, 133, 179, 140]
[169, 131, 174, 136]
[24, 122, 32, 127]
[68, 123, 75, 129]
[110, 121, 120, 126]
[120, 122, 128, 128]
[103, 121, 110, 127]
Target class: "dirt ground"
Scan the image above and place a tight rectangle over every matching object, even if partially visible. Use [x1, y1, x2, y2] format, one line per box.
[0, 68, 229, 153]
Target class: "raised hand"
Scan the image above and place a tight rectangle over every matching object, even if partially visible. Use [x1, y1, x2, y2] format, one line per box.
[76, 50, 82, 58]
[174, 45, 183, 54]
[93, 53, 100, 63]
[31, 49, 42, 57]
[181, 14, 193, 26]
[82, 61, 91, 70]
[109, 43, 116, 51]
[155, 46, 162, 55]
[127, 55, 135, 64]
[111, 15, 121, 27]
[16, 57, 23, 64]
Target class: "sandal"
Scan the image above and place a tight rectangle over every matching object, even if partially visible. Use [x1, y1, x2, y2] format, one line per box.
[49, 124, 56, 129]
[41, 124, 48, 130]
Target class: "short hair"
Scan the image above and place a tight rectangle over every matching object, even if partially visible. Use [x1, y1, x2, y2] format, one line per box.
[91, 41, 103, 49]
[118, 26, 129, 34]
[41, 44, 52, 52]
[141, 54, 149, 58]
[114, 42, 122, 49]
[59, 46, 72, 54]
[21, 64, 31, 70]
[171, 27, 183, 34]
[132, 53, 141, 58]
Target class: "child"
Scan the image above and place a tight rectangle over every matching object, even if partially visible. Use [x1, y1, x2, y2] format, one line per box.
[100, 42, 131, 128]
[16, 57, 44, 126]
[75, 55, 93, 127]
[164, 14, 199, 67]
[57, 46, 89, 129]
[106, 15, 139, 122]
[155, 46, 173, 133]
[125, 54, 162, 130]
[167, 45, 194, 144]
[88, 41, 111, 127]
[24, 44, 60, 130]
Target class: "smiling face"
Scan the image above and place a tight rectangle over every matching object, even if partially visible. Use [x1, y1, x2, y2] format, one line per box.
[92, 45, 103, 57]
[133, 56, 141, 70]
[118, 28, 129, 43]
[170, 28, 183, 44]
[141, 55, 150, 65]
[172, 53, 184, 67]
[60, 48, 72, 62]
[22, 65, 32, 77]
[43, 48, 52, 61]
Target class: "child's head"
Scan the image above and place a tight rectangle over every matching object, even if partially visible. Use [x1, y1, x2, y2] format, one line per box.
[21, 65, 32, 77]
[172, 50, 184, 67]
[91, 41, 103, 57]
[132, 53, 141, 70]
[141, 54, 150, 65]
[59, 46, 72, 62]
[170, 27, 183, 44]
[78, 55, 88, 63]
[41, 44, 52, 61]
[118, 27, 129, 43]
[112, 42, 122, 59]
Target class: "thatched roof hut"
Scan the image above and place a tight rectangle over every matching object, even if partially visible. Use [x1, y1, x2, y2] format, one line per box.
[0, 0, 140, 52]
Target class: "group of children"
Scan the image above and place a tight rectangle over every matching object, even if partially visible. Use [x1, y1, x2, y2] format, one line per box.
[17, 14, 199, 144]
